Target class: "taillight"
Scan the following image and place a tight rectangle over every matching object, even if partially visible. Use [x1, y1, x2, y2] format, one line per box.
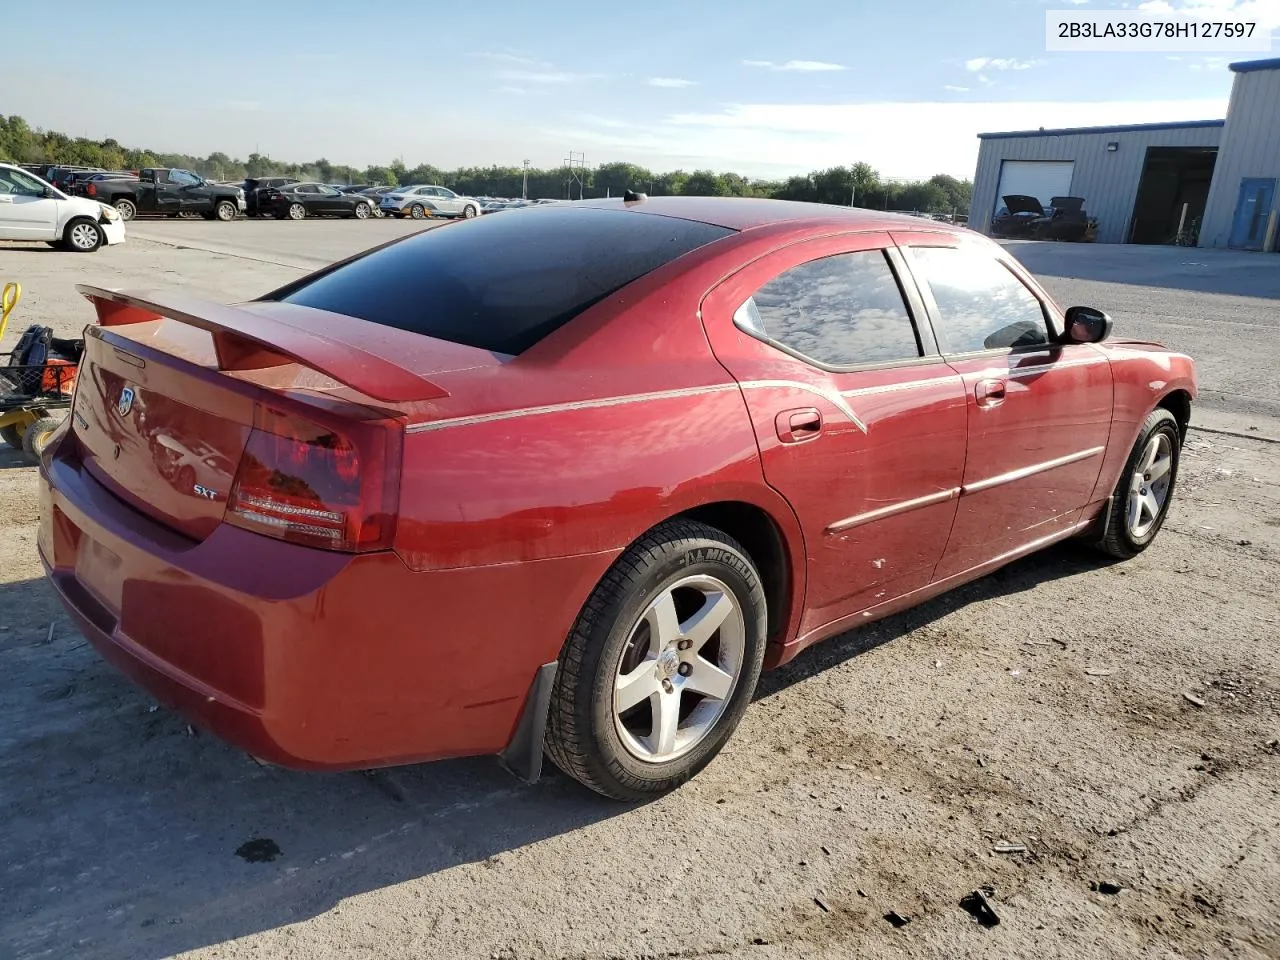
[225, 405, 400, 552]
[86, 183, 97, 196]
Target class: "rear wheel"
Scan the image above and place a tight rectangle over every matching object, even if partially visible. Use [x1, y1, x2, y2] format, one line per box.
[1095, 408, 1182, 559]
[64, 218, 104, 253]
[409, 203, 426, 219]
[287, 203, 306, 221]
[22, 416, 62, 464]
[544, 520, 767, 801]
[113, 198, 137, 221]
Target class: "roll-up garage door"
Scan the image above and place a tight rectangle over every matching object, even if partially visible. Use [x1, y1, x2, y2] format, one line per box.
[994, 161, 1076, 214]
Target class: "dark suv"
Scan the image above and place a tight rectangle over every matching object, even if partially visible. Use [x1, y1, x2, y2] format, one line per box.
[243, 177, 301, 217]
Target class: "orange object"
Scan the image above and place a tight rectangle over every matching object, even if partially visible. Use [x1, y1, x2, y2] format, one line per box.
[41, 358, 78, 395]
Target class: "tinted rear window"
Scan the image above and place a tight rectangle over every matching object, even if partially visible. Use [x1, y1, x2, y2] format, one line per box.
[269, 205, 735, 354]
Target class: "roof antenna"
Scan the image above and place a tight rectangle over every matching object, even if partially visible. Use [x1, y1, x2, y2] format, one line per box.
[623, 189, 647, 202]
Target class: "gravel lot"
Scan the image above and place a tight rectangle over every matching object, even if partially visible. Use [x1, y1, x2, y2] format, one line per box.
[1, 224, 1276, 960]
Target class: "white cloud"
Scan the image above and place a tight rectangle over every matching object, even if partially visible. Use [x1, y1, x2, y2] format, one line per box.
[546, 96, 1228, 180]
[496, 69, 604, 84]
[495, 86, 529, 95]
[944, 84, 971, 92]
[743, 59, 848, 72]
[470, 51, 552, 69]
[965, 57, 1039, 72]
[648, 77, 697, 88]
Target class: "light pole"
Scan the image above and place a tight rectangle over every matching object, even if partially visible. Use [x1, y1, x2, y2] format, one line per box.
[522, 159, 529, 200]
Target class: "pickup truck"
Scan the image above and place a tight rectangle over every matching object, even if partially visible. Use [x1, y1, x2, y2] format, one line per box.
[83, 168, 245, 222]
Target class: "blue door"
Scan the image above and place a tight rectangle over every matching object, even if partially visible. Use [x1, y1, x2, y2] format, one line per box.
[1228, 178, 1277, 250]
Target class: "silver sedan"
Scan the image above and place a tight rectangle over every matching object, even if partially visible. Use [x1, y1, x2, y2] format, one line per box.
[379, 185, 483, 220]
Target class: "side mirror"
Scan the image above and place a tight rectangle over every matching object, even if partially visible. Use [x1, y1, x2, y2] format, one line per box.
[43, 186, 58, 198]
[1062, 305, 1113, 344]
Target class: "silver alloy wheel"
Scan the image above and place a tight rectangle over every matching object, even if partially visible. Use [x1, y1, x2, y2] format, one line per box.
[216, 201, 236, 221]
[410, 204, 425, 219]
[114, 199, 136, 220]
[69, 222, 100, 250]
[355, 202, 370, 219]
[463, 205, 477, 218]
[613, 574, 745, 763]
[1127, 432, 1174, 539]
[288, 203, 306, 220]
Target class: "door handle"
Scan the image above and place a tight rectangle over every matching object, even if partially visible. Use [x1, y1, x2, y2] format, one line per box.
[775, 407, 822, 443]
[975, 378, 1007, 407]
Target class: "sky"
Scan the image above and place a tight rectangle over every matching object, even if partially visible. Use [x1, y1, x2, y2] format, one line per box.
[4, 0, 1275, 181]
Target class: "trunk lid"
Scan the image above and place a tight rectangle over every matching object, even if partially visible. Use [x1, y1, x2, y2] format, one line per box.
[72, 331, 256, 540]
[68, 286, 482, 542]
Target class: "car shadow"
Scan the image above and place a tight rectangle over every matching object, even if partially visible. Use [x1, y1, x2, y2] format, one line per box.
[0, 243, 58, 253]
[998, 240, 1280, 300]
[755, 540, 1118, 700]
[0, 444, 34, 469]
[0, 573, 628, 960]
[1, 541, 1114, 960]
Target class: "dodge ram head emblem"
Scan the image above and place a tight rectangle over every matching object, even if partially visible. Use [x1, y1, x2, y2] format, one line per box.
[117, 386, 135, 417]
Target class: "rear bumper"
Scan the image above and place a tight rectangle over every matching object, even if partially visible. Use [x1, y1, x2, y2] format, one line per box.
[38, 449, 615, 771]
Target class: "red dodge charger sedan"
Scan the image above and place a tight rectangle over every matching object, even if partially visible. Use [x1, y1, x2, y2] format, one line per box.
[37, 197, 1196, 801]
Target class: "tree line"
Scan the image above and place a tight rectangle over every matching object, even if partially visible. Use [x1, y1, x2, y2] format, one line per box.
[1, 114, 972, 214]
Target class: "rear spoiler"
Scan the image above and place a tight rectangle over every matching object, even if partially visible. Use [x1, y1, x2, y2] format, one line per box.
[76, 285, 449, 404]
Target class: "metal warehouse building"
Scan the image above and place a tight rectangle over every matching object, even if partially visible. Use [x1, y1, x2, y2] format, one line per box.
[969, 57, 1280, 250]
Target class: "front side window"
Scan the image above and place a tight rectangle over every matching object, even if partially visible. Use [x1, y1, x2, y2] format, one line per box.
[0, 169, 46, 197]
[737, 250, 923, 367]
[910, 245, 1049, 353]
[169, 169, 201, 187]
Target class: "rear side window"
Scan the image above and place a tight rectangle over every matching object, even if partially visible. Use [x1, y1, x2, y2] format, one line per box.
[735, 250, 922, 368]
[910, 245, 1049, 353]
[272, 206, 734, 354]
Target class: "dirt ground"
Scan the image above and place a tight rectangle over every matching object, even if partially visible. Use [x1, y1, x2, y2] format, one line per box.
[0, 228, 1277, 960]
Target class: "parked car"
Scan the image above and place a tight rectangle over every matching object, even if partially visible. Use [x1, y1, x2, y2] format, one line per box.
[1034, 196, 1091, 242]
[258, 181, 376, 220]
[379, 184, 483, 219]
[0, 162, 125, 251]
[38, 198, 1196, 801]
[989, 195, 1045, 238]
[86, 168, 245, 221]
[990, 195, 1092, 242]
[68, 171, 136, 197]
[242, 177, 301, 217]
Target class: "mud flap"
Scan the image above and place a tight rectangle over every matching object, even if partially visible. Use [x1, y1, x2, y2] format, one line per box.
[497, 661, 558, 784]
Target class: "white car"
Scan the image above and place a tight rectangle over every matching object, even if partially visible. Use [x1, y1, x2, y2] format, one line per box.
[379, 184, 483, 220]
[0, 163, 126, 252]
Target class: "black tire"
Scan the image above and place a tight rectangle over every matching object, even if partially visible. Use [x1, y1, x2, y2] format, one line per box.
[113, 198, 137, 220]
[1095, 408, 1182, 559]
[287, 203, 306, 221]
[463, 204, 478, 219]
[354, 202, 371, 219]
[1, 423, 22, 448]
[63, 217, 103, 253]
[544, 519, 768, 802]
[22, 416, 62, 464]
[409, 203, 426, 220]
[215, 200, 237, 222]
